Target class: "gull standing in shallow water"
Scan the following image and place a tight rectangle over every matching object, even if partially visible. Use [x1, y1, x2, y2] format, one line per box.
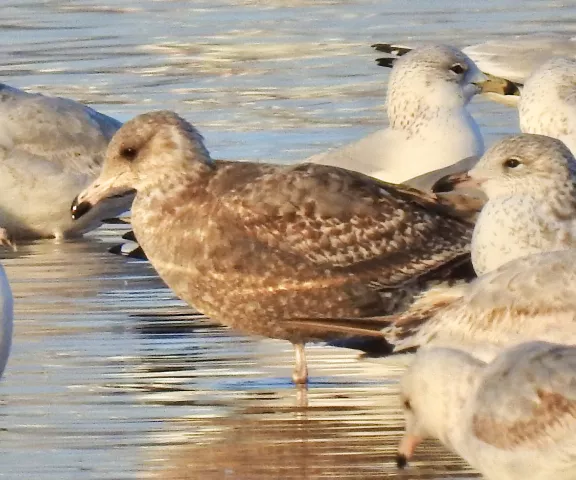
[398, 341, 576, 480]
[70, 110, 475, 386]
[305, 45, 485, 184]
[0, 83, 130, 241]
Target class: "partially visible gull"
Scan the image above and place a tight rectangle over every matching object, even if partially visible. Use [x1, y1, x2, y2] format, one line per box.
[420, 60, 576, 225]
[398, 341, 576, 480]
[374, 35, 576, 83]
[519, 58, 576, 155]
[305, 45, 485, 184]
[463, 34, 576, 84]
[0, 83, 130, 241]
[286, 249, 576, 360]
[434, 134, 576, 275]
[0, 264, 12, 378]
[71, 110, 474, 385]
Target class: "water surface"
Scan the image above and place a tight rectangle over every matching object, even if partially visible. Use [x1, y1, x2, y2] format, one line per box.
[2, 1, 576, 478]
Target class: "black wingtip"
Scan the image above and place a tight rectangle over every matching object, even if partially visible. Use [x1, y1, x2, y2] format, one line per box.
[71, 197, 93, 220]
[127, 246, 147, 260]
[372, 44, 413, 56]
[328, 336, 393, 356]
[396, 453, 408, 469]
[108, 243, 148, 260]
[372, 43, 393, 52]
[122, 230, 137, 242]
[375, 57, 396, 68]
[108, 244, 124, 255]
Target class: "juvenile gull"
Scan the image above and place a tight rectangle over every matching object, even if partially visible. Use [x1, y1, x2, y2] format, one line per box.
[71, 110, 474, 385]
[398, 341, 576, 480]
[435, 134, 576, 275]
[287, 249, 576, 359]
[0, 83, 130, 240]
[305, 45, 485, 184]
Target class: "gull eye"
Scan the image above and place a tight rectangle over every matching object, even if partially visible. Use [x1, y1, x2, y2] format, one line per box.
[120, 146, 138, 161]
[403, 399, 412, 410]
[450, 63, 465, 75]
[503, 158, 521, 169]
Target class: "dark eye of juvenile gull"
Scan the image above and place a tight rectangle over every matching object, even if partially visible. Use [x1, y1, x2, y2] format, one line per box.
[450, 64, 465, 75]
[403, 399, 412, 410]
[120, 146, 138, 161]
[503, 158, 521, 169]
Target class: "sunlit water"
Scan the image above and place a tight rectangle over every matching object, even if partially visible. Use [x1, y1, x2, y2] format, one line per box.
[1, 1, 576, 478]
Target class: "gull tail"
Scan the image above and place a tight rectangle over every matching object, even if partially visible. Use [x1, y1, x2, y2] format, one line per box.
[288, 282, 467, 351]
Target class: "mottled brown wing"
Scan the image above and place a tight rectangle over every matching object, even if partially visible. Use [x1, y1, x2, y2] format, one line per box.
[471, 342, 576, 450]
[217, 162, 472, 288]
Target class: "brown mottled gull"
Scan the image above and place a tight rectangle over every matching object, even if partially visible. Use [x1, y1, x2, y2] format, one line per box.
[434, 134, 576, 276]
[0, 83, 130, 241]
[71, 110, 473, 385]
[398, 341, 576, 480]
[305, 45, 485, 184]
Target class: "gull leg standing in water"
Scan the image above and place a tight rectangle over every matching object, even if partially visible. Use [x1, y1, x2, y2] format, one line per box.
[71, 110, 474, 388]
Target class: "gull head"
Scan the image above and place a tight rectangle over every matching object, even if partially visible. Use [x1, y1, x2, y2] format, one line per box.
[397, 347, 483, 469]
[433, 134, 576, 199]
[71, 110, 213, 220]
[387, 44, 486, 126]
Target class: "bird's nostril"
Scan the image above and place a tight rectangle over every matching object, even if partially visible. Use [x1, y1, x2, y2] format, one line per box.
[71, 197, 93, 220]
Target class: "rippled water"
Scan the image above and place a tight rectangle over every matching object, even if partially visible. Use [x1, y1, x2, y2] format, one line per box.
[2, 1, 576, 478]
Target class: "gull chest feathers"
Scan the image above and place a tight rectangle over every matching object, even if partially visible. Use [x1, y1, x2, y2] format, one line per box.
[472, 191, 576, 275]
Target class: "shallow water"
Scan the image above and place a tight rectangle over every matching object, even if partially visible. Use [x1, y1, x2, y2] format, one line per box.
[1, 1, 576, 478]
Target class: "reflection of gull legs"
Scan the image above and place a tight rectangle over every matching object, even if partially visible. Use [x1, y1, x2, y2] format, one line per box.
[292, 342, 308, 385]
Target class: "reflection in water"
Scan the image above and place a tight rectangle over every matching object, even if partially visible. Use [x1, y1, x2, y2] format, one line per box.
[147, 403, 476, 480]
[1, 0, 575, 478]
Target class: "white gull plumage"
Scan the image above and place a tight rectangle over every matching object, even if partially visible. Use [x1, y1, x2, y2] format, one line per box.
[519, 57, 576, 155]
[0, 83, 130, 240]
[398, 341, 576, 480]
[441, 134, 576, 276]
[387, 249, 576, 357]
[305, 45, 485, 184]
